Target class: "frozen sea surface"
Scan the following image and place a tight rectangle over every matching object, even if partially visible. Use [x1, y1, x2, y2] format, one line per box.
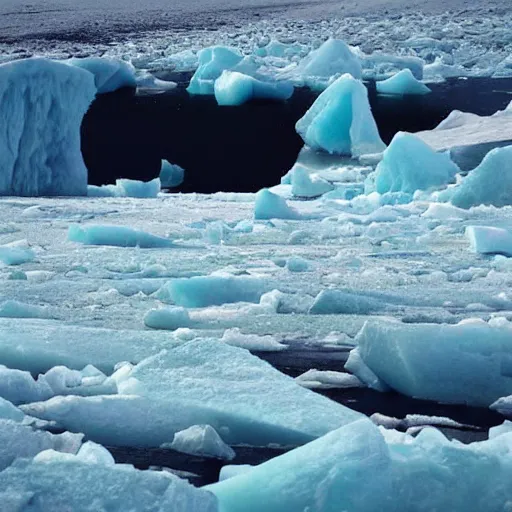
[1, 0, 509, 44]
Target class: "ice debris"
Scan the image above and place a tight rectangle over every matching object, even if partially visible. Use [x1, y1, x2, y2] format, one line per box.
[0, 58, 95, 196]
[296, 74, 385, 157]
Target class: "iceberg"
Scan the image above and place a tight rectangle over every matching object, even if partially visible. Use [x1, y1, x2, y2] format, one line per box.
[170, 424, 236, 460]
[0, 451, 217, 511]
[22, 339, 363, 447]
[67, 57, 136, 94]
[466, 226, 512, 256]
[214, 71, 293, 106]
[159, 160, 185, 188]
[439, 145, 512, 208]
[68, 224, 175, 248]
[295, 74, 385, 157]
[294, 39, 362, 83]
[254, 189, 301, 220]
[376, 69, 431, 95]
[348, 318, 512, 406]
[207, 418, 512, 512]
[0, 58, 96, 196]
[368, 132, 459, 194]
[188, 46, 243, 95]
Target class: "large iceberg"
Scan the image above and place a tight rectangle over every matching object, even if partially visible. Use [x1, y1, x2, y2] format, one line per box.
[347, 318, 512, 406]
[67, 57, 136, 94]
[214, 71, 293, 106]
[207, 418, 512, 512]
[295, 74, 385, 157]
[187, 46, 243, 95]
[22, 339, 363, 447]
[376, 69, 431, 95]
[0, 451, 217, 511]
[0, 58, 96, 196]
[438, 145, 512, 208]
[367, 132, 459, 195]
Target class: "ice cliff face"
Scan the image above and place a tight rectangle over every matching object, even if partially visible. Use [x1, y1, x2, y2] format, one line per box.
[0, 58, 96, 197]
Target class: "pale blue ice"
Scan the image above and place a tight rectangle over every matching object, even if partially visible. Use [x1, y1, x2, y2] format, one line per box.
[207, 418, 512, 512]
[67, 57, 136, 94]
[376, 69, 431, 95]
[367, 132, 459, 195]
[296, 74, 385, 157]
[187, 46, 243, 95]
[68, 224, 175, 248]
[439, 145, 512, 208]
[0, 58, 95, 196]
[214, 71, 293, 106]
[159, 160, 185, 188]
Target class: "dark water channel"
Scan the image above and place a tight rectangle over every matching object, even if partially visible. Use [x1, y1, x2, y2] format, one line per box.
[81, 76, 512, 194]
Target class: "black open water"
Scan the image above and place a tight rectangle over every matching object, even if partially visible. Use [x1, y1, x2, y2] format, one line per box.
[81, 76, 512, 193]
